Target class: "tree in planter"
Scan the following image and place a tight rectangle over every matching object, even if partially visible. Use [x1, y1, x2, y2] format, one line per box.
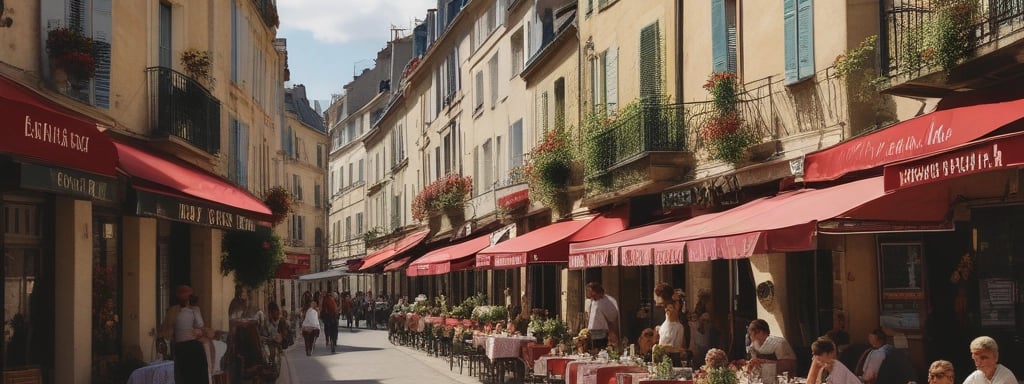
[412, 174, 473, 221]
[46, 26, 97, 82]
[701, 72, 757, 164]
[221, 226, 284, 289]
[525, 127, 576, 213]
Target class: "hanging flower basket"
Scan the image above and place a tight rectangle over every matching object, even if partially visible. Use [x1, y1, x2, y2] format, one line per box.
[46, 27, 97, 81]
[412, 174, 473, 221]
[221, 226, 283, 289]
[263, 186, 293, 225]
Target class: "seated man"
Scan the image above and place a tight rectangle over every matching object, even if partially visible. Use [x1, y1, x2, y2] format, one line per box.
[858, 328, 893, 384]
[747, 319, 797, 375]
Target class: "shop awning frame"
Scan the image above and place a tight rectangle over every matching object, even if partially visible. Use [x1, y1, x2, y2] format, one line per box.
[476, 213, 628, 270]
[407, 234, 491, 277]
[358, 229, 430, 271]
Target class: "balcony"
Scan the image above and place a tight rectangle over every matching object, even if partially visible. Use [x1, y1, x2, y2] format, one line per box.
[882, 0, 1024, 97]
[584, 101, 695, 192]
[147, 67, 221, 155]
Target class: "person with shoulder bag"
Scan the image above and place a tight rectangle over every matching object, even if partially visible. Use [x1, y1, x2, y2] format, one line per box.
[301, 301, 322, 356]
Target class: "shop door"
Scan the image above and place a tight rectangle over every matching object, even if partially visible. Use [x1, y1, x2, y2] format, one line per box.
[970, 206, 1024, 375]
[1, 198, 54, 381]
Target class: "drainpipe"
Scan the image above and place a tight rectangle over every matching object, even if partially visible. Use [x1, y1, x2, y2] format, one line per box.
[675, 0, 683, 103]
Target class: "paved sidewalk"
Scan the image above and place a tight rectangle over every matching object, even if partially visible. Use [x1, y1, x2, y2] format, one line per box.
[286, 327, 480, 383]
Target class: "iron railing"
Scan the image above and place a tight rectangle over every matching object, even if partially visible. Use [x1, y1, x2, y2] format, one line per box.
[147, 67, 221, 154]
[882, 0, 1024, 78]
[584, 102, 688, 177]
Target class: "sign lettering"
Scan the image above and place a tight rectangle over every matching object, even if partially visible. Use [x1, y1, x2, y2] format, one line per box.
[492, 254, 526, 268]
[24, 115, 90, 153]
[137, 190, 263, 232]
[19, 163, 115, 202]
[883, 132, 1024, 192]
[619, 247, 653, 266]
[654, 247, 685, 265]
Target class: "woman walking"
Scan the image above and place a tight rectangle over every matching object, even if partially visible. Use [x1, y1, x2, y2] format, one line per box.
[301, 300, 322, 356]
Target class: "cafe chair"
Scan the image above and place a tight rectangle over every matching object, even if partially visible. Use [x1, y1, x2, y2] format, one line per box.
[2, 368, 42, 384]
[595, 365, 648, 384]
[545, 357, 573, 384]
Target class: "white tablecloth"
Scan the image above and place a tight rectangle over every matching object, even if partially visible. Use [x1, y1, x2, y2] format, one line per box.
[126, 360, 175, 384]
[483, 334, 535, 360]
[535, 355, 583, 376]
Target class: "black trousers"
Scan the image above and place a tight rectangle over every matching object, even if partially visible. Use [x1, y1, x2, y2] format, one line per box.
[323, 317, 339, 348]
[173, 339, 208, 384]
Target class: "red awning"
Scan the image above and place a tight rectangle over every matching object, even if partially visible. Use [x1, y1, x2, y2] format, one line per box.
[883, 131, 1024, 192]
[616, 177, 943, 261]
[567, 221, 679, 269]
[358, 230, 430, 271]
[803, 98, 1024, 182]
[346, 258, 365, 272]
[383, 257, 411, 272]
[0, 75, 117, 177]
[476, 213, 628, 269]
[114, 141, 273, 219]
[274, 262, 310, 279]
[407, 234, 491, 277]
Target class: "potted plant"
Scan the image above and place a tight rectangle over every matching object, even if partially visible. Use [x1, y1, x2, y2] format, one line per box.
[220, 226, 284, 289]
[263, 186, 293, 225]
[180, 49, 213, 83]
[46, 26, 97, 84]
[525, 127, 576, 215]
[412, 174, 473, 221]
[701, 72, 757, 164]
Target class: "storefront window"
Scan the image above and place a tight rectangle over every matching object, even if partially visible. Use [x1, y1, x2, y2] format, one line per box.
[970, 206, 1023, 372]
[91, 216, 120, 381]
[2, 199, 54, 377]
[878, 242, 925, 330]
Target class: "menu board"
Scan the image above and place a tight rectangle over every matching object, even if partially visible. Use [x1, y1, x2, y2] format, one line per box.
[979, 278, 1017, 328]
[878, 243, 925, 330]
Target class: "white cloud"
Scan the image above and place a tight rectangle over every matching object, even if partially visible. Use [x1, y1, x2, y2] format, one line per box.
[278, 0, 437, 44]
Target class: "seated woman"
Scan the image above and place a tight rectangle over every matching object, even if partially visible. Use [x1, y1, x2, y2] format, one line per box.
[807, 338, 860, 384]
[963, 336, 1018, 384]
[653, 283, 690, 366]
[746, 319, 796, 374]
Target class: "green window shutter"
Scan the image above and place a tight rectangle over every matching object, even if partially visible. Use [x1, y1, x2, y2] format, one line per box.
[711, 0, 727, 73]
[640, 23, 662, 100]
[796, 0, 815, 80]
[783, 0, 798, 84]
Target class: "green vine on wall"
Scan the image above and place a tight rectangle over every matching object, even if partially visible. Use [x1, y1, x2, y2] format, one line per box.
[526, 127, 576, 210]
[900, 0, 979, 75]
[833, 35, 887, 102]
[700, 72, 756, 164]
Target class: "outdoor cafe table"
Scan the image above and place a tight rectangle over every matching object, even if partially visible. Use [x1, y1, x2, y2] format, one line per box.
[535, 354, 583, 376]
[471, 334, 535, 360]
[567, 360, 633, 384]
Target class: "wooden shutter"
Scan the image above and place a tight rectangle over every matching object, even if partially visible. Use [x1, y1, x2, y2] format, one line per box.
[783, 0, 798, 83]
[605, 48, 618, 113]
[711, 0, 727, 73]
[796, 0, 815, 81]
[640, 23, 662, 100]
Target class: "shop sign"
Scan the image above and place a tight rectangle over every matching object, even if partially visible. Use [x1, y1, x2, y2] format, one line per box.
[884, 132, 1024, 192]
[568, 250, 612, 270]
[475, 254, 491, 268]
[491, 253, 526, 268]
[619, 247, 653, 266]
[805, 98, 1024, 182]
[19, 163, 115, 202]
[497, 189, 529, 209]
[136, 189, 259, 232]
[653, 247, 685, 265]
[0, 78, 118, 177]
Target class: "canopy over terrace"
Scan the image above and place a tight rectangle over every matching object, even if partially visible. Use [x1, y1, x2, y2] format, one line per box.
[357, 229, 430, 272]
[475, 212, 628, 270]
[566, 221, 679, 269]
[407, 233, 491, 276]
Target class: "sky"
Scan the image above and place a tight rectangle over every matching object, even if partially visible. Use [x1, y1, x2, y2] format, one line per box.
[277, 0, 437, 109]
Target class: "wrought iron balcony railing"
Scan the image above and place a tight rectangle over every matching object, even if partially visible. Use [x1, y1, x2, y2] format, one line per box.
[147, 67, 221, 154]
[584, 101, 688, 177]
[882, 0, 1024, 78]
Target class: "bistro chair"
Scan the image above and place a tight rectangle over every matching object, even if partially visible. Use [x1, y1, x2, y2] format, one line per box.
[595, 365, 648, 384]
[545, 357, 574, 384]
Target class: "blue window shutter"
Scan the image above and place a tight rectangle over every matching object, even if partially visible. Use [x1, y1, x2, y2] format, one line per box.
[783, 0, 798, 84]
[796, 0, 815, 80]
[711, 0, 727, 73]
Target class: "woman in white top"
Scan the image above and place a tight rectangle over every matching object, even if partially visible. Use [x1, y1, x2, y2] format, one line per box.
[963, 336, 1018, 384]
[653, 282, 688, 366]
[807, 338, 860, 384]
[301, 301, 322, 356]
[160, 285, 208, 384]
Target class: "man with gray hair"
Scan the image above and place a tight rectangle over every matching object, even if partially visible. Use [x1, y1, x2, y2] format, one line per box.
[963, 336, 1018, 384]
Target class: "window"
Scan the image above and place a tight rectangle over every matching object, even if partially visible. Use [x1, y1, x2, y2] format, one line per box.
[434, 147, 441, 180]
[391, 195, 401, 229]
[228, 118, 249, 186]
[317, 145, 324, 168]
[443, 133, 453, 175]
[358, 159, 365, 181]
[347, 163, 353, 186]
[510, 119, 524, 168]
[391, 124, 406, 168]
[554, 78, 566, 129]
[590, 49, 618, 113]
[356, 212, 364, 235]
[711, 0, 739, 74]
[640, 22, 663, 100]
[474, 71, 485, 112]
[511, 29, 524, 76]
[292, 174, 303, 201]
[345, 216, 352, 240]
[314, 184, 321, 208]
[540, 92, 549, 132]
[783, 0, 814, 84]
[331, 171, 336, 194]
[298, 216, 304, 240]
[482, 139, 493, 190]
[489, 53, 500, 106]
[159, 3, 172, 68]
